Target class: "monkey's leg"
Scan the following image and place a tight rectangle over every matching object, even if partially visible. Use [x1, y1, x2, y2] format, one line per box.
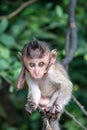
[50, 119, 60, 130]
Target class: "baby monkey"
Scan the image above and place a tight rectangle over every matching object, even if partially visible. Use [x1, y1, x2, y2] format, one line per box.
[16, 39, 72, 130]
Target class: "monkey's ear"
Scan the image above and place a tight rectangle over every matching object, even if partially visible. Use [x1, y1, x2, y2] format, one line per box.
[16, 66, 26, 89]
[18, 52, 23, 61]
[50, 49, 57, 64]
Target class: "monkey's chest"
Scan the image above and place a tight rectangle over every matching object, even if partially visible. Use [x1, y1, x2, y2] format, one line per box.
[38, 79, 58, 98]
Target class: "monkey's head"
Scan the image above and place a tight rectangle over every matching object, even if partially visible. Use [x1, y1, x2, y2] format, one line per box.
[19, 39, 57, 79]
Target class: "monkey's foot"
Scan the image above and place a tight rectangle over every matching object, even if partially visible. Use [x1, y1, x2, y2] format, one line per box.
[45, 104, 62, 113]
[44, 104, 62, 120]
[46, 112, 58, 121]
[25, 100, 36, 114]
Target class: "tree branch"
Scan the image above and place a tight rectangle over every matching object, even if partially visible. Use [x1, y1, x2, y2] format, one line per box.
[0, 0, 37, 20]
[37, 106, 53, 130]
[61, 0, 87, 129]
[72, 95, 87, 116]
[62, 0, 77, 69]
[64, 109, 87, 130]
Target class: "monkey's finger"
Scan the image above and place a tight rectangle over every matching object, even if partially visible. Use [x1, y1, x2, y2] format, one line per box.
[25, 105, 32, 114]
[50, 106, 56, 114]
[44, 107, 51, 112]
[30, 101, 36, 106]
[55, 104, 62, 113]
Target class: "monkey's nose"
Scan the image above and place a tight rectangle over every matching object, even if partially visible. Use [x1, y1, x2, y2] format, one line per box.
[35, 69, 39, 75]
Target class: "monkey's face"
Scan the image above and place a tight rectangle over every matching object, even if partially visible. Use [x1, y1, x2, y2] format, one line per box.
[24, 55, 50, 79]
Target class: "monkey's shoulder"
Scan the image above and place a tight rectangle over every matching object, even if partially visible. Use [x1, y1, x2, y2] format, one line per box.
[45, 62, 70, 86]
[51, 62, 69, 79]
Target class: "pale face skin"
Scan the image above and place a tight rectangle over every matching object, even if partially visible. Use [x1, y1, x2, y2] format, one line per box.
[24, 55, 50, 79]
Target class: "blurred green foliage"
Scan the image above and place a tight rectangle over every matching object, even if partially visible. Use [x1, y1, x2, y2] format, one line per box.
[0, 0, 87, 130]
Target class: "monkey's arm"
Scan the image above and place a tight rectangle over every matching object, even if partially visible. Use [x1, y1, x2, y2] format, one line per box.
[25, 71, 41, 113]
[51, 77, 72, 113]
[47, 64, 72, 113]
[55, 79, 72, 111]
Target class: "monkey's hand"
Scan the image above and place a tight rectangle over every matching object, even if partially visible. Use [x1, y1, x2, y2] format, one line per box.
[25, 99, 37, 114]
[44, 104, 62, 120]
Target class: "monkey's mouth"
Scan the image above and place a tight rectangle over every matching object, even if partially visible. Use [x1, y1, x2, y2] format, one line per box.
[32, 74, 43, 80]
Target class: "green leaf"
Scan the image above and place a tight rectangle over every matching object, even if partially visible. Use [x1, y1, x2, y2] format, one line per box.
[84, 54, 87, 61]
[55, 6, 63, 17]
[30, 112, 41, 121]
[0, 18, 8, 33]
[0, 34, 16, 48]
[0, 45, 10, 59]
[0, 59, 9, 70]
[75, 48, 87, 57]
[11, 21, 26, 36]
[35, 30, 57, 39]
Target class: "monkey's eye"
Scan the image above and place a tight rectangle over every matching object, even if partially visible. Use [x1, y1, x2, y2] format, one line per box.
[29, 63, 35, 67]
[38, 62, 45, 67]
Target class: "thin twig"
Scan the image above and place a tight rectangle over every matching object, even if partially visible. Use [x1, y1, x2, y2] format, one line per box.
[0, 0, 37, 20]
[64, 109, 87, 130]
[72, 95, 87, 116]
